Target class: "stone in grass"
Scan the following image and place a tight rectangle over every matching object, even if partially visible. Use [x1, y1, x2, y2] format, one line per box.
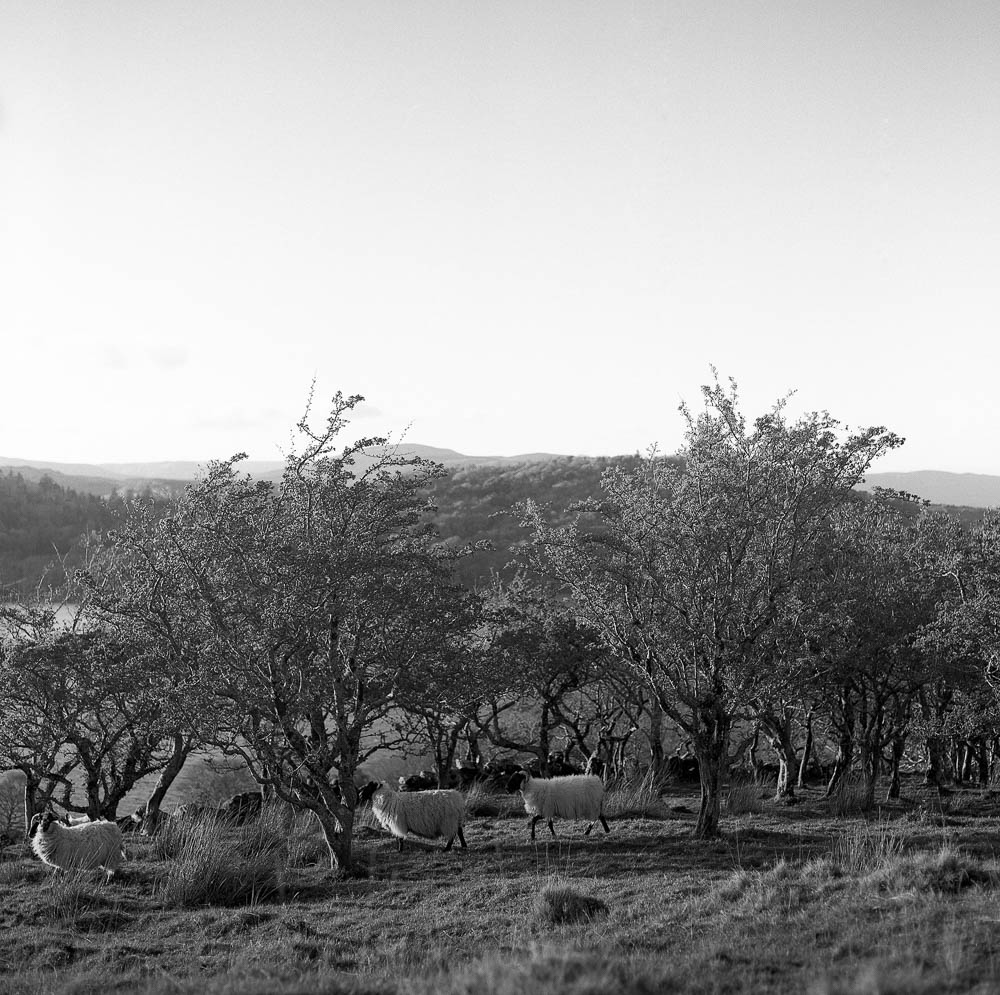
[535, 885, 609, 925]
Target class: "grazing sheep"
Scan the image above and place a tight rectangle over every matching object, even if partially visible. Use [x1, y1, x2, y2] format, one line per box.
[359, 781, 467, 852]
[28, 811, 125, 876]
[506, 772, 610, 841]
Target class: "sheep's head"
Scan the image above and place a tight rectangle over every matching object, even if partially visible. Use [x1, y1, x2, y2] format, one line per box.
[28, 811, 58, 838]
[357, 781, 382, 806]
[506, 771, 529, 795]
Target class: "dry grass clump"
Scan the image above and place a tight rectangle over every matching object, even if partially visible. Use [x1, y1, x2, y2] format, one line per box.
[464, 782, 510, 818]
[534, 883, 609, 925]
[713, 857, 847, 916]
[29, 870, 131, 931]
[865, 845, 998, 895]
[155, 814, 288, 907]
[724, 782, 766, 815]
[601, 773, 669, 820]
[825, 776, 875, 816]
[830, 821, 905, 875]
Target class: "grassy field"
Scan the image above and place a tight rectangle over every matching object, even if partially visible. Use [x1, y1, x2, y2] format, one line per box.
[2, 776, 1000, 995]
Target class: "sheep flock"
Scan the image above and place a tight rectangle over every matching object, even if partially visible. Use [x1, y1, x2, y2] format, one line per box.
[7, 760, 615, 877]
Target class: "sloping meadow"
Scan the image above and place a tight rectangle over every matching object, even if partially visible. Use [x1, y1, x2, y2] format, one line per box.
[2, 778, 1000, 994]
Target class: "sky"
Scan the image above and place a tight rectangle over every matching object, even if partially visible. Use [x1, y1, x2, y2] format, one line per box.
[1, 2, 998, 472]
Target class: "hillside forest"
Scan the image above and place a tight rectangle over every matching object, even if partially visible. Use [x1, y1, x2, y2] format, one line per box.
[2, 384, 1000, 871]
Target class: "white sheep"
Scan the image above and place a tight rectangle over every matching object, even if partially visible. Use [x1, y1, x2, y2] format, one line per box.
[28, 811, 125, 877]
[507, 771, 610, 841]
[359, 781, 467, 852]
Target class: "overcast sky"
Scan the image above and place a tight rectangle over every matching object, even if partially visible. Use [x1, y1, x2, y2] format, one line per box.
[2, 2, 997, 471]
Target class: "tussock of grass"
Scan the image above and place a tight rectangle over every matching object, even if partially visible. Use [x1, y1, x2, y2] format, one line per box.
[534, 883, 609, 925]
[155, 815, 288, 907]
[713, 857, 847, 915]
[830, 822, 905, 875]
[725, 782, 766, 815]
[29, 870, 129, 930]
[602, 774, 669, 820]
[826, 776, 875, 816]
[865, 846, 998, 895]
[464, 783, 511, 818]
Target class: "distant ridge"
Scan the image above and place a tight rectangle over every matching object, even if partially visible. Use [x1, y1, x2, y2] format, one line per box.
[858, 471, 1000, 509]
[5, 454, 1000, 509]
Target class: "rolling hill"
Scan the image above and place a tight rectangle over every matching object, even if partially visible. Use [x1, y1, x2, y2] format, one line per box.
[4, 453, 1000, 509]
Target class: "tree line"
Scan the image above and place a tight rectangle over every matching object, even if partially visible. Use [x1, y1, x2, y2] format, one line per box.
[2, 384, 1000, 872]
[0, 471, 172, 594]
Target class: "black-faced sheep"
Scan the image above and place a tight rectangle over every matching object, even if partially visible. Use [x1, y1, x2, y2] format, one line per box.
[28, 811, 125, 876]
[507, 772, 610, 841]
[398, 772, 437, 792]
[359, 781, 467, 852]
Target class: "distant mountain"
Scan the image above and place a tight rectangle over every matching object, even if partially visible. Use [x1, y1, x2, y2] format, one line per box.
[6, 453, 1000, 509]
[858, 471, 1000, 509]
[0, 463, 187, 499]
[0, 448, 569, 494]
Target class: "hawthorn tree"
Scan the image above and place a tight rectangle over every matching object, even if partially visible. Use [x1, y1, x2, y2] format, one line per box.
[800, 494, 945, 803]
[0, 605, 80, 834]
[0, 614, 189, 822]
[78, 495, 225, 830]
[915, 508, 1000, 784]
[99, 392, 474, 873]
[520, 377, 901, 837]
[473, 580, 608, 774]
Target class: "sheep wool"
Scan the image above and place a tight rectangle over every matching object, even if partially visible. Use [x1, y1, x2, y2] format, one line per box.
[508, 772, 611, 841]
[364, 781, 468, 852]
[29, 812, 125, 875]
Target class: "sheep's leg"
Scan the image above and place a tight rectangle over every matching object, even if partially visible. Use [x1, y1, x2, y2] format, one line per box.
[547, 819, 556, 838]
[584, 820, 595, 836]
[600, 815, 610, 834]
[529, 815, 542, 840]
[457, 827, 467, 849]
[397, 838, 405, 852]
[444, 835, 454, 852]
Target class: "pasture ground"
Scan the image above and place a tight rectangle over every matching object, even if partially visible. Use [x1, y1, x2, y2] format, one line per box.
[2, 775, 1000, 994]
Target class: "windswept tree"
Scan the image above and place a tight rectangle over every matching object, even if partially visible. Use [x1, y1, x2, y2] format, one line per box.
[94, 392, 474, 872]
[76, 502, 217, 831]
[799, 494, 944, 803]
[915, 508, 1000, 784]
[474, 579, 608, 774]
[0, 610, 190, 823]
[0, 605, 80, 834]
[520, 377, 901, 837]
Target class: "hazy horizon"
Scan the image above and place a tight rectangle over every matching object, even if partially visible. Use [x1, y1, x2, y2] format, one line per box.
[2, 3, 997, 471]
